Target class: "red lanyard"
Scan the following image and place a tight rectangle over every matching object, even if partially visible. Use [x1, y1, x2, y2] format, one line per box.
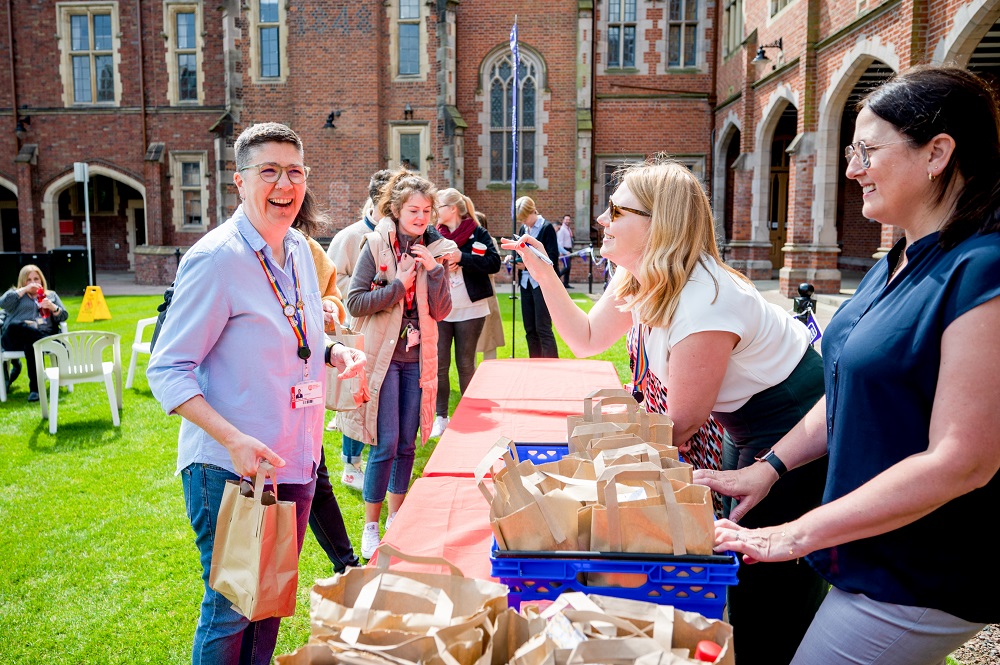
[392, 237, 418, 309]
[255, 250, 310, 361]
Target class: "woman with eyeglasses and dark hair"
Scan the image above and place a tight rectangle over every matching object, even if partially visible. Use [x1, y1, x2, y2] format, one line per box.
[696, 65, 1000, 664]
[503, 158, 828, 665]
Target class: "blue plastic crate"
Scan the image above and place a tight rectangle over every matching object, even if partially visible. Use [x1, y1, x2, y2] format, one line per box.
[513, 443, 568, 464]
[490, 543, 738, 618]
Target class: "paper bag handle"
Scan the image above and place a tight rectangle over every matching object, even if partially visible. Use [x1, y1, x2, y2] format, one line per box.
[498, 449, 568, 545]
[584, 395, 639, 421]
[374, 542, 465, 577]
[251, 461, 277, 503]
[598, 467, 687, 555]
[475, 437, 515, 504]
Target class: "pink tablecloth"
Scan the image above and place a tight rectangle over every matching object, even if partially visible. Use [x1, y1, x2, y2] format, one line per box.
[422, 359, 623, 478]
[460, 358, 622, 401]
[370, 476, 496, 580]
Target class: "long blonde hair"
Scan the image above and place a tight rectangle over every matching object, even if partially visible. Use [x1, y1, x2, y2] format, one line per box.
[437, 188, 478, 222]
[16, 264, 49, 292]
[613, 159, 749, 328]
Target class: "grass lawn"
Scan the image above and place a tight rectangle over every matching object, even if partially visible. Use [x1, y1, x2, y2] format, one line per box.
[0, 288, 627, 662]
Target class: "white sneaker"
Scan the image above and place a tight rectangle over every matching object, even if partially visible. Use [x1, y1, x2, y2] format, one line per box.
[386, 511, 397, 533]
[341, 464, 364, 491]
[430, 416, 449, 438]
[361, 522, 381, 559]
[326, 414, 339, 431]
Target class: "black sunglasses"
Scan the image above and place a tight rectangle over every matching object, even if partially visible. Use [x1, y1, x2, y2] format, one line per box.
[609, 198, 652, 221]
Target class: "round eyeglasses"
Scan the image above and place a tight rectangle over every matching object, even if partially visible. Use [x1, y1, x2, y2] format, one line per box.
[843, 140, 905, 169]
[239, 163, 311, 184]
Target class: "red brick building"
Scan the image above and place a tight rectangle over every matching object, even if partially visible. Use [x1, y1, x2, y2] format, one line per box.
[1, 1, 997, 292]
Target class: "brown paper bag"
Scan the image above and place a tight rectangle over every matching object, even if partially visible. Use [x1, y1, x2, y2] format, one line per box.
[209, 461, 299, 620]
[326, 319, 370, 412]
[567, 389, 674, 447]
[310, 543, 509, 641]
[588, 468, 715, 555]
[484, 448, 584, 551]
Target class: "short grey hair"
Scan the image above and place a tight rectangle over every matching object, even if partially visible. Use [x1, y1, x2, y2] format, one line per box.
[234, 122, 303, 170]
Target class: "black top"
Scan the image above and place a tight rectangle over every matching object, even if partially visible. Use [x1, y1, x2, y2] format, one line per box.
[455, 225, 502, 302]
[810, 229, 1000, 623]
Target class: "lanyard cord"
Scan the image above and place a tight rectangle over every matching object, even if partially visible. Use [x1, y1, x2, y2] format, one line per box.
[254, 249, 311, 361]
[632, 324, 649, 402]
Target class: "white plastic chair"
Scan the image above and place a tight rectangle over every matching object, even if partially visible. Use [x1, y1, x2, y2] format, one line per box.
[33, 331, 122, 434]
[1, 320, 70, 403]
[126, 316, 158, 389]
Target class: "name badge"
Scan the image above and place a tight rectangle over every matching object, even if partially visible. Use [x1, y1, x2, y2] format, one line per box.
[291, 380, 323, 409]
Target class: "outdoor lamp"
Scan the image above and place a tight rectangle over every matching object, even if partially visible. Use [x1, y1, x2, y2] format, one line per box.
[15, 115, 30, 140]
[323, 110, 342, 129]
[752, 37, 783, 68]
[404, 103, 414, 121]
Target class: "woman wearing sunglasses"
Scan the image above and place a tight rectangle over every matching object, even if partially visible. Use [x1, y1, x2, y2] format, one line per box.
[502, 158, 827, 665]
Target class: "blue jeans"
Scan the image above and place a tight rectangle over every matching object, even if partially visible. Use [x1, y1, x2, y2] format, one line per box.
[363, 360, 420, 504]
[342, 435, 364, 466]
[181, 462, 316, 665]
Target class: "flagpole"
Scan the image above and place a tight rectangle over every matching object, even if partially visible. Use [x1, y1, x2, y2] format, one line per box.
[509, 16, 520, 359]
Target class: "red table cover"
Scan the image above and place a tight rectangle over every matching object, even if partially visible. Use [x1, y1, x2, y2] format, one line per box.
[460, 358, 622, 401]
[370, 476, 496, 580]
[422, 359, 622, 477]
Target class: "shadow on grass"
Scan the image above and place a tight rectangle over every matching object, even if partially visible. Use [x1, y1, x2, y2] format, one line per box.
[27, 421, 123, 453]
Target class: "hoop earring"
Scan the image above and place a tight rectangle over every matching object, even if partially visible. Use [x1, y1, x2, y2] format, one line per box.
[928, 172, 936, 181]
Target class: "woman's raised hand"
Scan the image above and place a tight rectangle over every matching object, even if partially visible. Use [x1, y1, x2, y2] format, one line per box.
[409, 243, 440, 271]
[396, 253, 417, 290]
[500, 233, 544, 270]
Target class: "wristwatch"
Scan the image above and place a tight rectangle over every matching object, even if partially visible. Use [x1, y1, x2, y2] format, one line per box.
[754, 448, 787, 477]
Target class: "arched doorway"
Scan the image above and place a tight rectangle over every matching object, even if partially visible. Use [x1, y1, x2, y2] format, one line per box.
[967, 13, 1000, 92]
[768, 106, 797, 271]
[0, 179, 16, 252]
[836, 60, 894, 273]
[43, 167, 146, 271]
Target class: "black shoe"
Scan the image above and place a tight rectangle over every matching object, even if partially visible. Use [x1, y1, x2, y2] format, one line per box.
[6, 359, 21, 390]
[27, 391, 39, 402]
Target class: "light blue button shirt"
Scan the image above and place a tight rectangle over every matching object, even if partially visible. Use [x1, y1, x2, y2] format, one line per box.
[147, 206, 325, 483]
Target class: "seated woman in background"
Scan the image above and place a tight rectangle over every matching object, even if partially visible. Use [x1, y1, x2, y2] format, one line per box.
[1, 264, 69, 402]
[503, 158, 828, 665]
[430, 188, 501, 438]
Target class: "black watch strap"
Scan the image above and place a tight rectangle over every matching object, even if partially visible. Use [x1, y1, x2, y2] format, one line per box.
[755, 448, 787, 477]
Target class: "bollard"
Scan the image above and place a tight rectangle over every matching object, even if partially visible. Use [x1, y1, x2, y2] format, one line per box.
[792, 282, 816, 325]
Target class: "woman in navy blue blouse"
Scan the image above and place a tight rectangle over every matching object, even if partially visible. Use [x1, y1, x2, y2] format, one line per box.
[696, 66, 1000, 664]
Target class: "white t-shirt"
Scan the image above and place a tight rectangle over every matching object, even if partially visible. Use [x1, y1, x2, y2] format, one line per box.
[636, 258, 811, 413]
[445, 266, 490, 322]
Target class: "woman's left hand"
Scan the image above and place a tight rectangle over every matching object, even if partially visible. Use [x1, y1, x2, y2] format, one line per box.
[713, 518, 802, 564]
[39, 297, 59, 313]
[409, 244, 440, 271]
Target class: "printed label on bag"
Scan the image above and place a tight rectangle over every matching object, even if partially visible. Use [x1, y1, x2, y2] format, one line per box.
[291, 380, 323, 409]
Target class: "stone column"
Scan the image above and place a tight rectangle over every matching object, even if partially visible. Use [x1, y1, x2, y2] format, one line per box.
[726, 155, 772, 279]
[14, 144, 40, 251]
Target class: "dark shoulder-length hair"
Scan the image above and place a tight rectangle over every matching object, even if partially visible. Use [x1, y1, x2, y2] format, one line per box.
[861, 65, 1000, 248]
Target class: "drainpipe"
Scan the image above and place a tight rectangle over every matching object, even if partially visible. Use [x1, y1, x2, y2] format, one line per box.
[7, 0, 18, 153]
[137, 0, 148, 151]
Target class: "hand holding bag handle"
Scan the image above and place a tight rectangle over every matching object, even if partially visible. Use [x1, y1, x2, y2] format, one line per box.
[251, 460, 278, 503]
[598, 466, 688, 555]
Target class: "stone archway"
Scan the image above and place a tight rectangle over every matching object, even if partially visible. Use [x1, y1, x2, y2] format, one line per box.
[0, 176, 17, 252]
[712, 116, 741, 249]
[42, 166, 146, 270]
